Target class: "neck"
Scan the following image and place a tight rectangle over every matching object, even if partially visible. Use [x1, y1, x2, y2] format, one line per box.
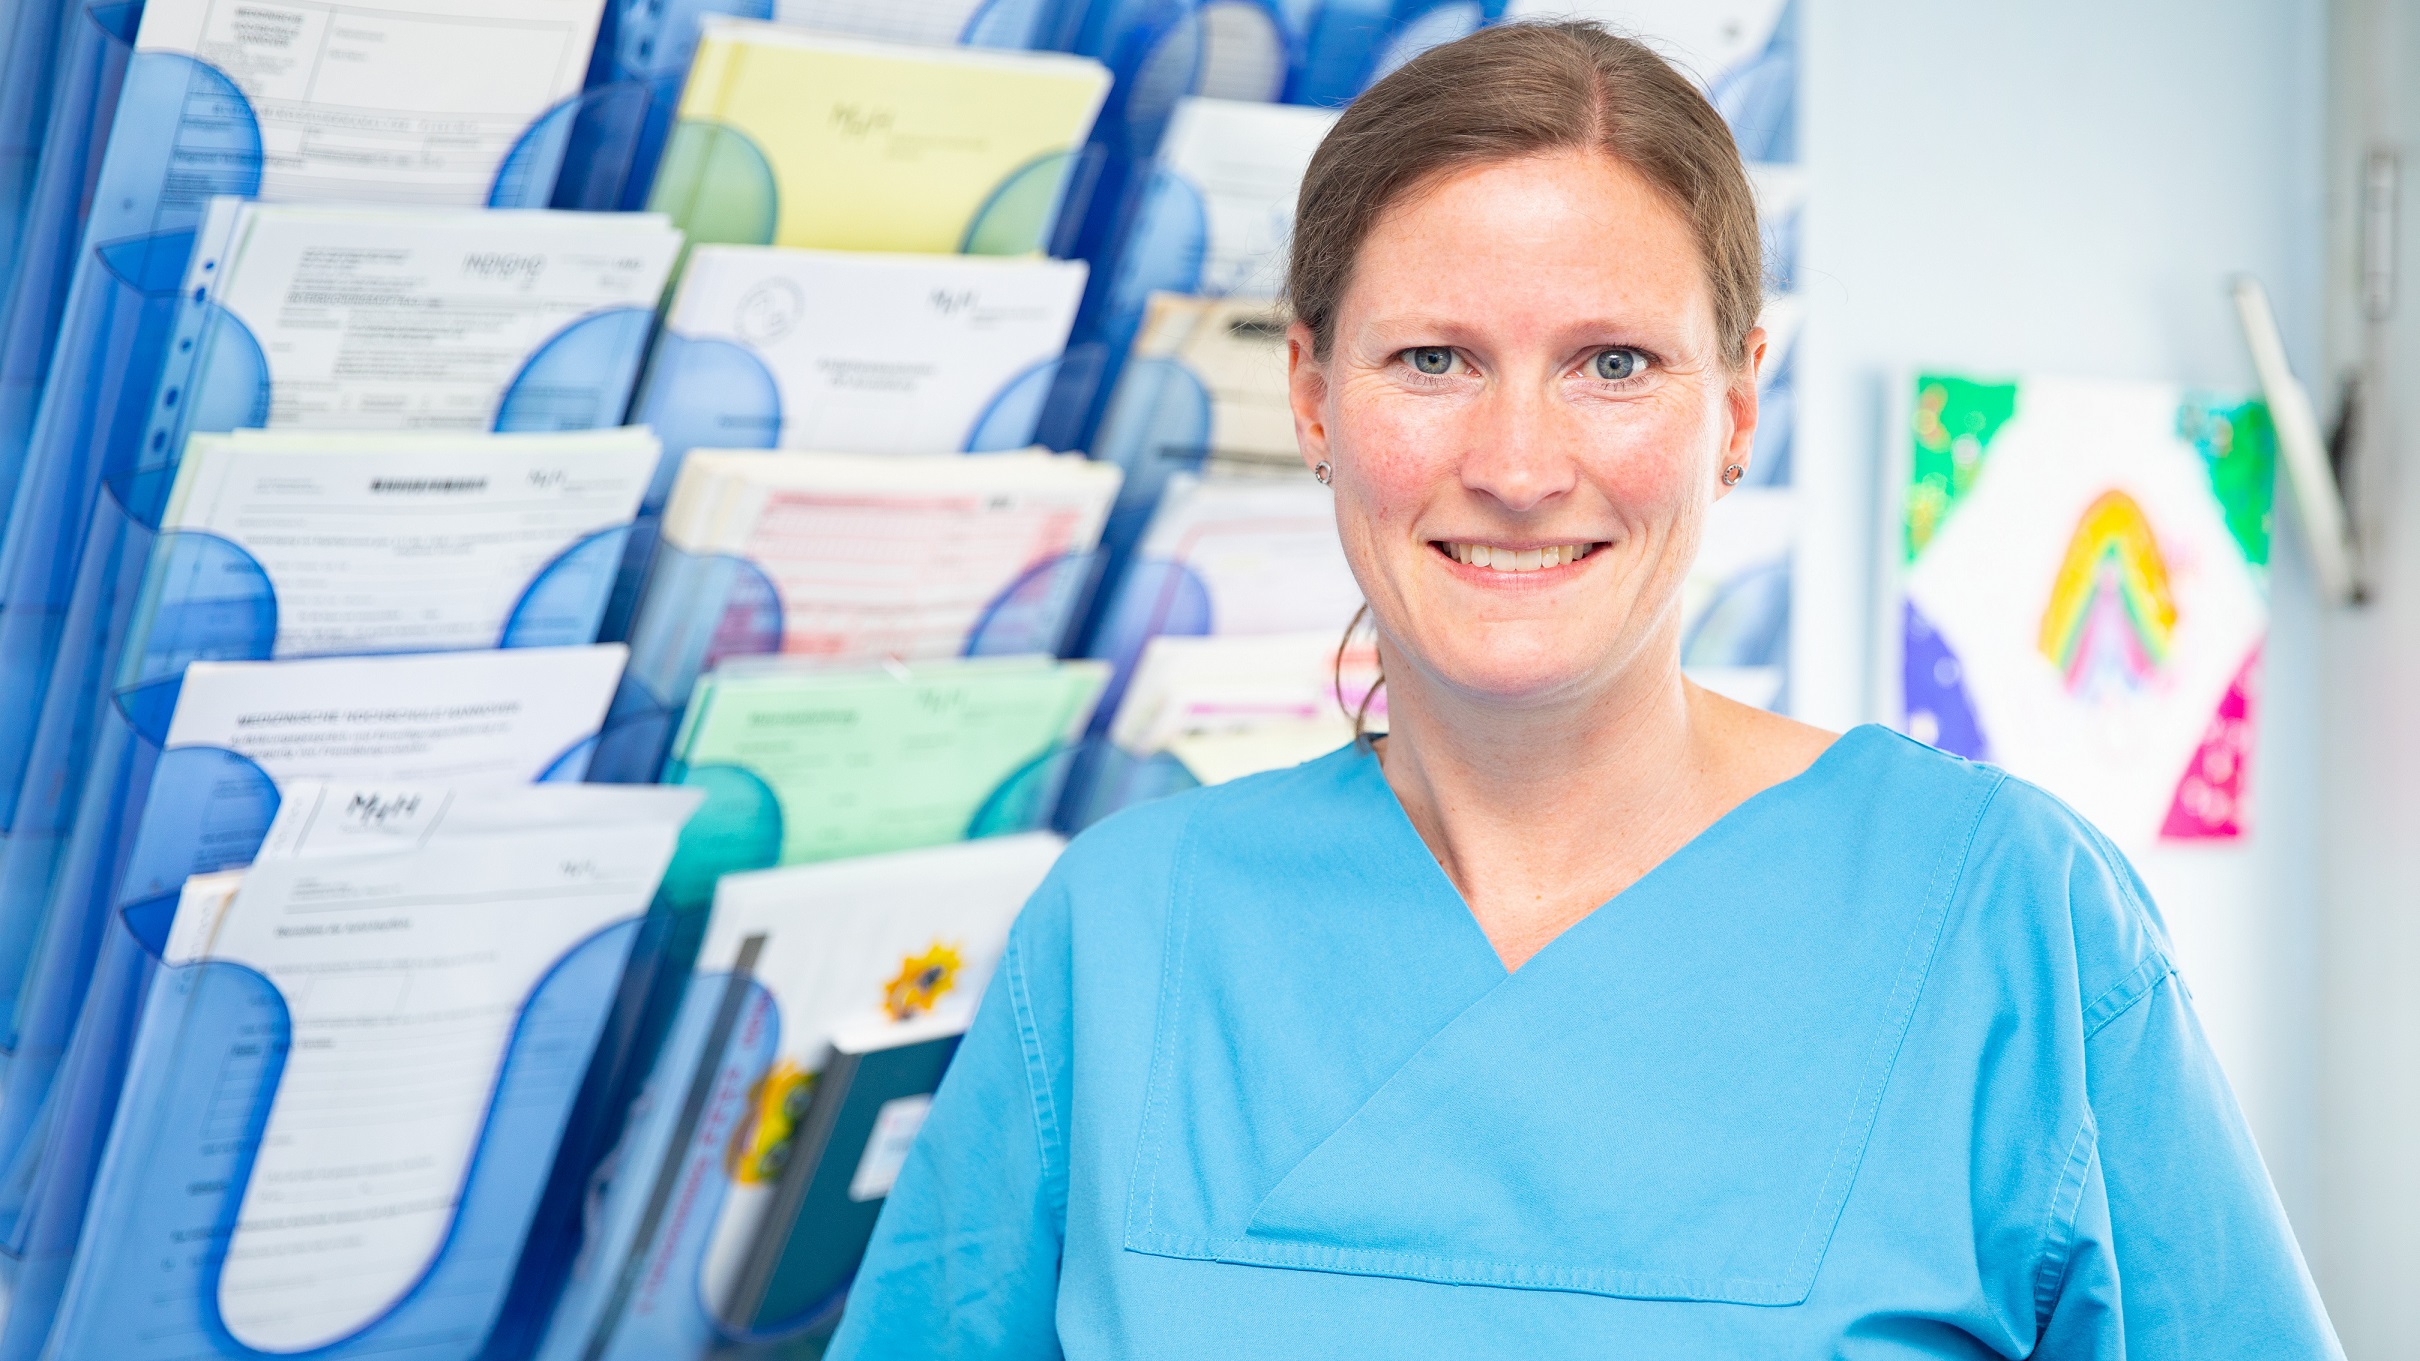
[1373, 635, 1722, 969]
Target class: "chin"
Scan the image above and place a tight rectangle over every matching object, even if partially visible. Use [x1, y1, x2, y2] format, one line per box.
[1422, 639, 1608, 708]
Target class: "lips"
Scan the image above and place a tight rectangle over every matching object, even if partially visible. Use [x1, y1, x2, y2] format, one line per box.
[1434, 541, 1595, 572]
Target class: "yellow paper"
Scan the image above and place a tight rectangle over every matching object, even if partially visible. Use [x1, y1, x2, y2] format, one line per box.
[656, 20, 1111, 256]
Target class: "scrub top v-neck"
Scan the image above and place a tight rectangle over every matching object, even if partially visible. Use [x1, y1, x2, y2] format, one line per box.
[828, 726, 2341, 1360]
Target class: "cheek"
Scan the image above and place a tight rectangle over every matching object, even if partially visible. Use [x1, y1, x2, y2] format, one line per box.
[1329, 388, 1464, 516]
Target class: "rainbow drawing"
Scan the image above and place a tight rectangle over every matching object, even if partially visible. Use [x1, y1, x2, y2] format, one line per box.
[2037, 490, 2178, 700]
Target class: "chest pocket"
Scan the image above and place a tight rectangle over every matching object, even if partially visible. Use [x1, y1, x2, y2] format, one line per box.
[1121, 753, 1996, 1305]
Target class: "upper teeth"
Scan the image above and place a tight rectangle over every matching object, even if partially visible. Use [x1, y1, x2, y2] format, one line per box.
[1444, 543, 1592, 572]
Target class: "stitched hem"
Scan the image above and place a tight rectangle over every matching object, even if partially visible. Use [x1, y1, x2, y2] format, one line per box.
[1005, 926, 1066, 1221]
[2031, 1117, 2098, 1331]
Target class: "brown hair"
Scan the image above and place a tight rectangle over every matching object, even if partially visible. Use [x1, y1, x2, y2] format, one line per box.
[1286, 20, 1764, 369]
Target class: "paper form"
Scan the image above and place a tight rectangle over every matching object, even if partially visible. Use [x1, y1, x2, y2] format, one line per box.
[190, 199, 680, 430]
[136, 0, 605, 206]
[156, 429, 656, 656]
[655, 451, 1120, 665]
[1110, 631, 1380, 754]
[160, 782, 700, 1353]
[774, 0, 996, 46]
[653, 247, 1087, 454]
[684, 834, 1057, 1306]
[673, 658, 1106, 864]
[1155, 98, 1338, 298]
[665, 21, 1110, 253]
[1129, 293, 1298, 471]
[163, 644, 627, 785]
[1134, 473, 1366, 637]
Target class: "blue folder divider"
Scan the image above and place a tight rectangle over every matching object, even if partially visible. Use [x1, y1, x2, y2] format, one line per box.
[35, 914, 645, 1361]
[0, 735, 598, 1361]
[1709, 0, 1798, 165]
[590, 544, 1102, 785]
[0, 535, 623, 1238]
[599, 0, 1063, 214]
[0, 292, 654, 1034]
[0, 1, 141, 526]
[0, 0, 75, 289]
[601, 341, 1070, 641]
[0, 41, 652, 881]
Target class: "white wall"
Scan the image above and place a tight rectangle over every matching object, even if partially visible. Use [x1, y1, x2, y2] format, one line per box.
[2316, 2, 2420, 1353]
[1793, 0, 2332, 1256]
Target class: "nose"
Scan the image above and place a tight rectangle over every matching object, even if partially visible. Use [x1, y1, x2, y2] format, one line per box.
[1456, 374, 1580, 514]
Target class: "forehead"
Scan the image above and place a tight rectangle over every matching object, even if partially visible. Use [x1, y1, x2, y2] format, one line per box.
[1343, 150, 1712, 334]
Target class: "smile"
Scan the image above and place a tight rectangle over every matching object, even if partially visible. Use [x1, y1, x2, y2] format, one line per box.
[1433, 541, 1597, 572]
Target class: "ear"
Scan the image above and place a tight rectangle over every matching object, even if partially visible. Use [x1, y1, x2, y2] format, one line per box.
[1287, 320, 1330, 475]
[1718, 325, 1768, 496]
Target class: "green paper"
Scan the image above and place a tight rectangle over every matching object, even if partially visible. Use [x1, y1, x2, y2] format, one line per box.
[659, 658, 1106, 906]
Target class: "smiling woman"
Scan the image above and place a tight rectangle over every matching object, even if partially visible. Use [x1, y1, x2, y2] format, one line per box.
[827, 21, 2342, 1361]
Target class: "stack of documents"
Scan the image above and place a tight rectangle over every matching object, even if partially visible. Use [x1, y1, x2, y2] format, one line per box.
[161, 199, 683, 437]
[648, 20, 1111, 258]
[42, 781, 701, 1361]
[1063, 97, 1334, 443]
[636, 246, 1088, 460]
[539, 833, 1060, 1360]
[600, 450, 1120, 781]
[0, 647, 631, 1359]
[656, 656, 1107, 903]
[1112, 630, 1381, 780]
[145, 428, 660, 658]
[1081, 470, 1365, 725]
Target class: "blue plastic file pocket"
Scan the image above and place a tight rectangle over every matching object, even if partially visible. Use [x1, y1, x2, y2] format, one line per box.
[601, 337, 1074, 642]
[0, 1, 142, 524]
[1707, 0, 1799, 165]
[0, 0, 77, 302]
[597, 0, 1064, 212]
[0, 730, 600, 1360]
[37, 911, 646, 1361]
[1285, 0, 1504, 107]
[588, 543, 1103, 786]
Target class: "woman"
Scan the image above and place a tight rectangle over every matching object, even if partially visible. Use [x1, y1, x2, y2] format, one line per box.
[831, 22, 2339, 1358]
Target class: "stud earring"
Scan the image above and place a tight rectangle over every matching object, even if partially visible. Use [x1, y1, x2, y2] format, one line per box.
[1721, 464, 1744, 487]
[1313, 460, 1333, 485]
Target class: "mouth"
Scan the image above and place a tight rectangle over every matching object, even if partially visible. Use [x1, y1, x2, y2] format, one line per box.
[1431, 540, 1602, 574]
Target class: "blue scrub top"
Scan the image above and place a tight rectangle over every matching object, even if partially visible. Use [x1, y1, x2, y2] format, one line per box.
[830, 726, 2340, 1358]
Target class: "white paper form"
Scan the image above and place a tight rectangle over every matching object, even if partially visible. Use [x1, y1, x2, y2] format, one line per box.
[1110, 630, 1378, 753]
[656, 247, 1087, 454]
[194, 200, 680, 429]
[1156, 98, 1337, 299]
[137, 0, 606, 206]
[663, 451, 1120, 664]
[164, 644, 628, 783]
[684, 832, 1059, 1304]
[1133, 472, 1365, 637]
[158, 429, 658, 656]
[774, 0, 996, 46]
[161, 782, 701, 1353]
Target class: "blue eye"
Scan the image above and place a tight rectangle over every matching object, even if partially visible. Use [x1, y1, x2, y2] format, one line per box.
[1592, 348, 1647, 380]
[1408, 347, 1454, 375]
